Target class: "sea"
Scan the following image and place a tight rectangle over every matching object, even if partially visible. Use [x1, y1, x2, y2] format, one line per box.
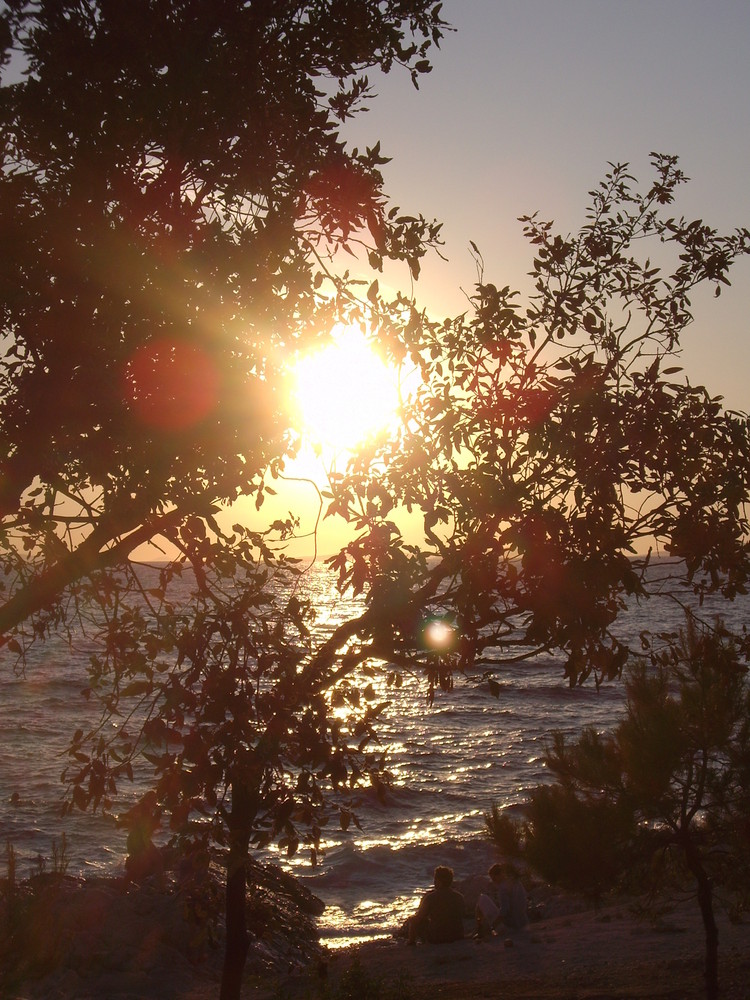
[1, 559, 747, 948]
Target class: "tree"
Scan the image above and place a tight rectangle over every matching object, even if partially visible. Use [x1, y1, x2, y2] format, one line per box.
[0, 3, 447, 997]
[0, 0, 444, 613]
[499, 620, 750, 1000]
[486, 780, 635, 906]
[59, 157, 750, 998]
[326, 155, 750, 692]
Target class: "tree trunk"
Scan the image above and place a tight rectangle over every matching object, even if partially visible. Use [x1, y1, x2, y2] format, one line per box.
[696, 870, 719, 1000]
[685, 843, 719, 1000]
[220, 837, 250, 1000]
[219, 780, 254, 1000]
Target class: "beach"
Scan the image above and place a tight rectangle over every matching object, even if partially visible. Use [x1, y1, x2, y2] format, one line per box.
[6, 871, 750, 1000]
[312, 898, 750, 1000]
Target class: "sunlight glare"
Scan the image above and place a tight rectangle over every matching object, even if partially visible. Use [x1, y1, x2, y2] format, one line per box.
[292, 324, 400, 450]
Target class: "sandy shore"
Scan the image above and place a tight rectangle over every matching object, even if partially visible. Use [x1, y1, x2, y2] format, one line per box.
[263, 898, 750, 1000]
[6, 876, 749, 999]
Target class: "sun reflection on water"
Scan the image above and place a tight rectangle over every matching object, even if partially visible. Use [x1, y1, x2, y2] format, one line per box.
[317, 893, 418, 948]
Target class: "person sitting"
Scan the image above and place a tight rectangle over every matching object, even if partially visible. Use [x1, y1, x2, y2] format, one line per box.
[475, 862, 528, 937]
[406, 865, 466, 945]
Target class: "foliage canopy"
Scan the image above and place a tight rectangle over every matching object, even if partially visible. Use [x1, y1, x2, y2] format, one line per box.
[329, 156, 750, 691]
[0, 0, 444, 622]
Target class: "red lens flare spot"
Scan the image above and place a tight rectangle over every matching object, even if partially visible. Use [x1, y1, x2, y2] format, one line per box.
[124, 339, 219, 432]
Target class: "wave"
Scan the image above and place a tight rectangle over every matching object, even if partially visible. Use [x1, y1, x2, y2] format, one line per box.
[303, 835, 498, 894]
[2, 560, 747, 915]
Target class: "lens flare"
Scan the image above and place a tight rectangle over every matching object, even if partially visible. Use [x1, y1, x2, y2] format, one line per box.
[423, 619, 457, 652]
[123, 338, 219, 432]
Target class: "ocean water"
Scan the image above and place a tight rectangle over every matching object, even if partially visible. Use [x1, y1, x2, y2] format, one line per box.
[0, 560, 747, 947]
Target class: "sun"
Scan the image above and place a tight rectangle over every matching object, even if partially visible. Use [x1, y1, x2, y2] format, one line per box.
[291, 324, 401, 450]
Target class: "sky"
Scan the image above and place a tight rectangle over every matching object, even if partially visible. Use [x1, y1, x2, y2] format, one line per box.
[268, 0, 750, 556]
[344, 0, 750, 411]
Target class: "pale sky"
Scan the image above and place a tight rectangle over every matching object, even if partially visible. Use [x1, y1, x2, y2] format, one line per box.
[345, 0, 750, 411]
